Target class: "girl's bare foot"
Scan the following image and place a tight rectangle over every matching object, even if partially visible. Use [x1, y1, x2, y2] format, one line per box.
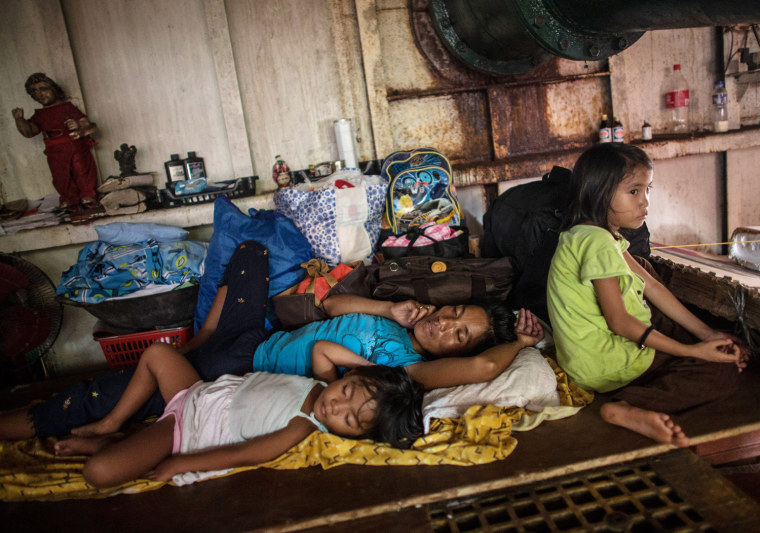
[54, 433, 124, 456]
[600, 401, 690, 447]
[71, 418, 121, 437]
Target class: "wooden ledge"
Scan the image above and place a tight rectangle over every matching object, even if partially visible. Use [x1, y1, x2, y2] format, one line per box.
[0, 193, 275, 254]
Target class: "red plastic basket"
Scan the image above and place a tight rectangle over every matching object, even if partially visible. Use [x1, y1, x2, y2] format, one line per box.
[97, 326, 192, 370]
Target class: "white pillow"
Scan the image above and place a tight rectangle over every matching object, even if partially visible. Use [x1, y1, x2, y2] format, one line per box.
[421, 347, 559, 433]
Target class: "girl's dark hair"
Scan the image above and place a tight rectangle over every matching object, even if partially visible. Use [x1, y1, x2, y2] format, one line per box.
[567, 143, 653, 232]
[468, 298, 518, 355]
[25, 73, 66, 101]
[349, 365, 424, 449]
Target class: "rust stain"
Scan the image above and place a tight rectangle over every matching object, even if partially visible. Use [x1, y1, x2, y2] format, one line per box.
[454, 92, 491, 163]
[452, 150, 581, 186]
[399, 1, 611, 185]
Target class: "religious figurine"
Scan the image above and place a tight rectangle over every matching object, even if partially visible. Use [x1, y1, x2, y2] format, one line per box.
[11, 73, 99, 210]
[114, 143, 138, 177]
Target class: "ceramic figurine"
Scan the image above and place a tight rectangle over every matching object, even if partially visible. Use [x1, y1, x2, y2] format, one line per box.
[12, 73, 99, 210]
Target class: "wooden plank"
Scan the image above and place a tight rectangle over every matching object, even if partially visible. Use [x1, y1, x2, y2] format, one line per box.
[202, 0, 254, 179]
[694, 428, 760, 466]
[355, 0, 394, 158]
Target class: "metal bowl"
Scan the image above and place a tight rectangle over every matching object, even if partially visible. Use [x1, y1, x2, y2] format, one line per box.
[59, 284, 198, 331]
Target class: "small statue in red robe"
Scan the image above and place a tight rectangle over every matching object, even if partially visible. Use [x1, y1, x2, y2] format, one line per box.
[12, 73, 99, 210]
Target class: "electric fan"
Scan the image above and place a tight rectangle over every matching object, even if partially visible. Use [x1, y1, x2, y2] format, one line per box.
[0, 253, 63, 383]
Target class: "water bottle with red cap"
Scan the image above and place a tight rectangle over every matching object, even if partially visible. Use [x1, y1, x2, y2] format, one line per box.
[665, 64, 690, 134]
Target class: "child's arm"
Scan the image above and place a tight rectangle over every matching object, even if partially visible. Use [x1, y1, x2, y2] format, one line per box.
[404, 309, 544, 390]
[625, 253, 716, 339]
[323, 294, 435, 328]
[312, 340, 374, 383]
[146, 417, 316, 482]
[593, 260, 742, 366]
[12, 108, 40, 137]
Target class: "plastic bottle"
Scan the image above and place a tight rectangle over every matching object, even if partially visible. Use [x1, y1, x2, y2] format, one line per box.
[665, 64, 690, 133]
[176, 152, 207, 195]
[333, 118, 358, 168]
[641, 120, 652, 141]
[598, 114, 612, 143]
[164, 154, 186, 188]
[183, 151, 207, 182]
[612, 116, 625, 143]
[712, 81, 729, 133]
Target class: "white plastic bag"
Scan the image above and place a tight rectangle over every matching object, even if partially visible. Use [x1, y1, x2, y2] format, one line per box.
[274, 170, 387, 266]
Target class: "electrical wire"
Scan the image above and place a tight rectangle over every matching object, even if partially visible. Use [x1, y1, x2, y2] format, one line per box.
[651, 240, 760, 250]
[723, 25, 751, 75]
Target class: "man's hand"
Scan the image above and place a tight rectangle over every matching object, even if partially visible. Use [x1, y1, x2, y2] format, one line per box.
[389, 300, 436, 329]
[514, 308, 544, 347]
[12, 108, 24, 120]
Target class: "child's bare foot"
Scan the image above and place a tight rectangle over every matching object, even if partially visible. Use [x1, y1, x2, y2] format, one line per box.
[71, 418, 121, 437]
[600, 401, 690, 447]
[54, 433, 124, 456]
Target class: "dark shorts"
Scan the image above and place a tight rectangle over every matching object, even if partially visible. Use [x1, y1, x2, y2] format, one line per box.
[32, 240, 272, 437]
[607, 257, 740, 413]
[31, 369, 166, 438]
[185, 240, 272, 380]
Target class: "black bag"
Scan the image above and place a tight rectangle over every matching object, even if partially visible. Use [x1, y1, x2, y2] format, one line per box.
[381, 225, 469, 259]
[482, 166, 650, 324]
[369, 256, 515, 305]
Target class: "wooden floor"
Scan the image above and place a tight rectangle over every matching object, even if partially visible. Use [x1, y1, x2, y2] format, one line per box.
[2, 365, 760, 532]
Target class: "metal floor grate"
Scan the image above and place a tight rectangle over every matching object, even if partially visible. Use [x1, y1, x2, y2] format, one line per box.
[428, 460, 717, 532]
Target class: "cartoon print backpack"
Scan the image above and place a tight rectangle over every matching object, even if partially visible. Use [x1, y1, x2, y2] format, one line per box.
[381, 148, 463, 235]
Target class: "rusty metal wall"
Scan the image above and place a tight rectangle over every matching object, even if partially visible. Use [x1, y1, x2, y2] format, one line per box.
[381, 0, 611, 181]
[372, 1, 760, 247]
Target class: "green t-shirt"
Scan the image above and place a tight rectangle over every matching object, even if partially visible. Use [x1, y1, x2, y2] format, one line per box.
[547, 224, 655, 392]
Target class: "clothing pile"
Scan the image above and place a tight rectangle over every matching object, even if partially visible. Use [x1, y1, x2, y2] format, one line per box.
[57, 223, 207, 304]
[97, 174, 156, 216]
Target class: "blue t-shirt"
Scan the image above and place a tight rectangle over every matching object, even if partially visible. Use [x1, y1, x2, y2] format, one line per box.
[252, 313, 423, 377]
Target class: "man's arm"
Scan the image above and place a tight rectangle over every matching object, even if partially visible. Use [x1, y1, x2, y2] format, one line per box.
[323, 294, 435, 328]
[405, 339, 528, 390]
[323, 294, 393, 318]
[404, 310, 544, 390]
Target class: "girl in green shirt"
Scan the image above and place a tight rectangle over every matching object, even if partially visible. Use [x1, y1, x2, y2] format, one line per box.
[547, 143, 748, 447]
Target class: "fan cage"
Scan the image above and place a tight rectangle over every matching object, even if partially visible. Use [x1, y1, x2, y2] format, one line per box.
[0, 253, 63, 370]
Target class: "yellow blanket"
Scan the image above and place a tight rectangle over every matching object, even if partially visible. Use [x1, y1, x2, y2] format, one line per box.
[0, 360, 591, 501]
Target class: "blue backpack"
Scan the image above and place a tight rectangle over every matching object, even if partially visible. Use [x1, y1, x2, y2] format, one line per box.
[381, 148, 463, 235]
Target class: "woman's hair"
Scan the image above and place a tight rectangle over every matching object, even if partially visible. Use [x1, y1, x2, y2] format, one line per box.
[469, 298, 518, 355]
[24, 73, 66, 101]
[348, 365, 424, 449]
[567, 143, 653, 232]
